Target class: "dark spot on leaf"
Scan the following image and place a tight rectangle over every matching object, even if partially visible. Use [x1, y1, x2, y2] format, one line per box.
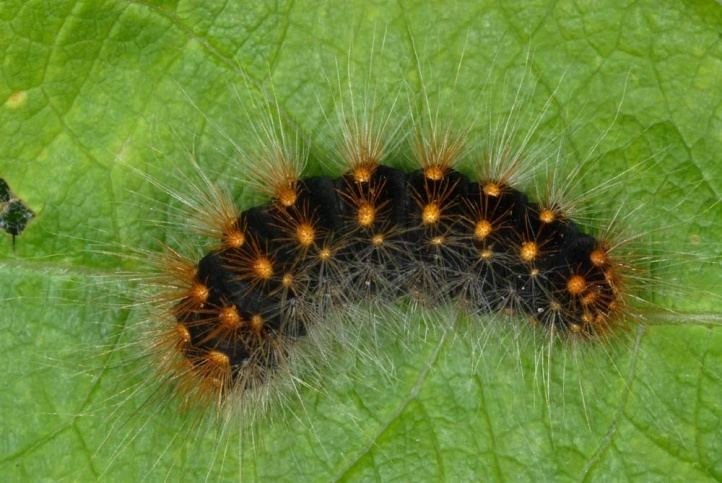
[0, 178, 34, 244]
[0, 178, 10, 203]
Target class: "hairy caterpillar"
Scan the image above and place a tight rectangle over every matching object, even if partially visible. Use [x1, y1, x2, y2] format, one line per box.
[166, 135, 627, 406]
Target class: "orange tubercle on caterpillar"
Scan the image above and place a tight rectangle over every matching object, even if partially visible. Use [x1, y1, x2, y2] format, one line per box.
[590, 247, 609, 267]
[421, 202, 441, 225]
[539, 208, 556, 224]
[566, 275, 587, 296]
[218, 305, 243, 330]
[352, 162, 377, 183]
[371, 233, 385, 246]
[206, 350, 231, 370]
[430, 235, 445, 246]
[519, 241, 539, 263]
[474, 219, 493, 240]
[222, 227, 246, 249]
[281, 272, 294, 288]
[275, 183, 298, 208]
[175, 323, 192, 347]
[423, 163, 447, 181]
[188, 281, 210, 305]
[479, 248, 494, 261]
[251, 256, 274, 281]
[318, 246, 333, 261]
[294, 222, 316, 247]
[249, 314, 264, 335]
[414, 123, 465, 176]
[356, 202, 376, 227]
[482, 182, 502, 197]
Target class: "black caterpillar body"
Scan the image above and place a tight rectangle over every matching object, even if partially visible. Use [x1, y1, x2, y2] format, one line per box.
[174, 163, 620, 389]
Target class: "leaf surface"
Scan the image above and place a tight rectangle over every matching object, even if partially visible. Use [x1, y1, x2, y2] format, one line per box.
[1, 1, 721, 481]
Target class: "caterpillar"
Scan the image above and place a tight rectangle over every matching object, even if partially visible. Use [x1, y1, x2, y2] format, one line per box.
[169, 137, 625, 405]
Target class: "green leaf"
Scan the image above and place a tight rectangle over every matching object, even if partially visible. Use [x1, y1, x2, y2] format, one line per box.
[1, 0, 721, 481]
